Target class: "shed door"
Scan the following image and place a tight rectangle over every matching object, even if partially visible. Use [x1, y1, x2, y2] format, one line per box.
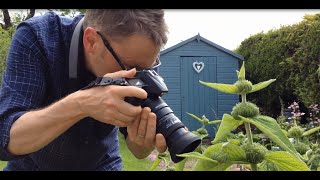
[181, 56, 217, 137]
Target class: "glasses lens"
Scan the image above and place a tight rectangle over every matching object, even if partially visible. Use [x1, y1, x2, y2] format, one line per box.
[139, 56, 161, 71]
[151, 57, 161, 69]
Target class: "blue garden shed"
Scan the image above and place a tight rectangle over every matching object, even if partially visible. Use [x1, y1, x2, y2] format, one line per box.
[159, 34, 244, 138]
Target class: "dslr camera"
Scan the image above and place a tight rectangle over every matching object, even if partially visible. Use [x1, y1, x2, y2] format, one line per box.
[123, 69, 201, 163]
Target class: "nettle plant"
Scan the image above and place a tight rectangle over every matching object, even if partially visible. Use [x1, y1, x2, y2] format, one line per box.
[177, 62, 310, 171]
[282, 101, 320, 170]
[149, 114, 221, 171]
[186, 113, 221, 151]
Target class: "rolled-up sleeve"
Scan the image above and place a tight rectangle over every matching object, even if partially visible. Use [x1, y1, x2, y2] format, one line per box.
[0, 24, 47, 160]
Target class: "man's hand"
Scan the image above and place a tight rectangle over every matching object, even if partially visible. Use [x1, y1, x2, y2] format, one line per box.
[126, 107, 167, 159]
[77, 68, 147, 127]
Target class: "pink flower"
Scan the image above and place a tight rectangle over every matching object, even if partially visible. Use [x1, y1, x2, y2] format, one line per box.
[158, 160, 166, 168]
[147, 154, 157, 161]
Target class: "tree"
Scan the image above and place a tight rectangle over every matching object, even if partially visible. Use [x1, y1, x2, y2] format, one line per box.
[235, 14, 320, 117]
[0, 9, 85, 84]
[1, 9, 35, 29]
[0, 9, 85, 29]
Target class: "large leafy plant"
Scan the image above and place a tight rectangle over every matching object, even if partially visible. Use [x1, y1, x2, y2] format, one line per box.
[178, 62, 309, 171]
[281, 101, 320, 170]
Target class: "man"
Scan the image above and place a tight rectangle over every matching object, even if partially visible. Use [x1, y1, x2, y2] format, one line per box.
[0, 9, 168, 171]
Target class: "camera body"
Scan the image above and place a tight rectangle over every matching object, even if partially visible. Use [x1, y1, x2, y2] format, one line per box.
[124, 70, 201, 163]
[124, 69, 167, 105]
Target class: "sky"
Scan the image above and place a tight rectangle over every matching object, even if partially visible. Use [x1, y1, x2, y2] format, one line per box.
[163, 9, 320, 51]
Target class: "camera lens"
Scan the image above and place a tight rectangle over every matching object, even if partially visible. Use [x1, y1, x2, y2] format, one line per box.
[142, 97, 201, 163]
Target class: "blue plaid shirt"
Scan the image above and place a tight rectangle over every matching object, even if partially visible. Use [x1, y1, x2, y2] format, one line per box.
[0, 11, 122, 171]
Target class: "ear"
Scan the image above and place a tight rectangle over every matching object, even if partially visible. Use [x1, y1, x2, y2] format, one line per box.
[83, 27, 99, 54]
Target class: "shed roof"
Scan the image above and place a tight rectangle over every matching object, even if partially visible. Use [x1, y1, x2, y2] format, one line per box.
[160, 33, 244, 60]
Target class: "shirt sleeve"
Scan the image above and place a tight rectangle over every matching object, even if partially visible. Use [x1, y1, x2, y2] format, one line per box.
[0, 23, 47, 160]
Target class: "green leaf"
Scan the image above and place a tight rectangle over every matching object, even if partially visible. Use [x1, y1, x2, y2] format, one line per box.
[240, 116, 301, 160]
[221, 142, 247, 161]
[174, 158, 187, 171]
[264, 151, 310, 171]
[149, 158, 163, 171]
[186, 112, 203, 124]
[212, 114, 243, 144]
[208, 120, 222, 125]
[199, 81, 240, 94]
[227, 139, 241, 146]
[302, 126, 320, 137]
[192, 131, 208, 140]
[192, 142, 248, 171]
[192, 131, 201, 136]
[238, 61, 245, 80]
[192, 143, 232, 171]
[249, 79, 276, 93]
[307, 154, 317, 166]
[200, 134, 208, 140]
[282, 129, 289, 137]
[177, 152, 218, 164]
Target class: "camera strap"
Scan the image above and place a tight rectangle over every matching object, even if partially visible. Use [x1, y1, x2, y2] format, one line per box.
[81, 77, 128, 90]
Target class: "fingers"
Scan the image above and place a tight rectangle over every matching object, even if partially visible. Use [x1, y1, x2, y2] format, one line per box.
[99, 85, 147, 118]
[128, 107, 156, 145]
[102, 68, 147, 100]
[144, 112, 156, 141]
[126, 107, 167, 157]
[137, 107, 151, 138]
[103, 68, 136, 79]
[134, 108, 154, 145]
[111, 85, 147, 101]
[155, 133, 167, 153]
[117, 99, 143, 116]
[106, 108, 138, 127]
[126, 113, 140, 137]
[80, 68, 150, 127]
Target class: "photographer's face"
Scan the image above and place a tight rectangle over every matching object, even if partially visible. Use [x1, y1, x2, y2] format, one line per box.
[84, 28, 160, 77]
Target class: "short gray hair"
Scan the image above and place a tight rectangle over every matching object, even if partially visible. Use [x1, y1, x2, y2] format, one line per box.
[83, 9, 168, 48]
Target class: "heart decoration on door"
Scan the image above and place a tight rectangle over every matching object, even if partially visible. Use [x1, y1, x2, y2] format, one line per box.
[193, 61, 205, 73]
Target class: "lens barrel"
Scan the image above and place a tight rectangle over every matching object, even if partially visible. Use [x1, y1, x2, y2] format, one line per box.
[143, 97, 201, 163]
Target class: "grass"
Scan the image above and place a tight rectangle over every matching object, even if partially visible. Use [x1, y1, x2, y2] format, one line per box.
[0, 133, 157, 171]
[0, 160, 7, 170]
[118, 133, 155, 171]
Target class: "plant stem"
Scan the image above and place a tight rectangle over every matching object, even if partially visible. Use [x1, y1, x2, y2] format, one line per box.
[244, 122, 258, 171]
[242, 93, 258, 171]
[244, 123, 253, 145]
[241, 94, 252, 144]
[251, 163, 258, 171]
[242, 94, 247, 102]
[200, 138, 203, 152]
[293, 118, 297, 126]
[241, 94, 253, 144]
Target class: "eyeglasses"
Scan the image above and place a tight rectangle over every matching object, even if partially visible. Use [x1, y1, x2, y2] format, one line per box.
[96, 31, 161, 71]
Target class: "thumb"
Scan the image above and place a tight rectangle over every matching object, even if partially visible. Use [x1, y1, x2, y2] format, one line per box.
[103, 68, 137, 79]
[155, 133, 167, 153]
